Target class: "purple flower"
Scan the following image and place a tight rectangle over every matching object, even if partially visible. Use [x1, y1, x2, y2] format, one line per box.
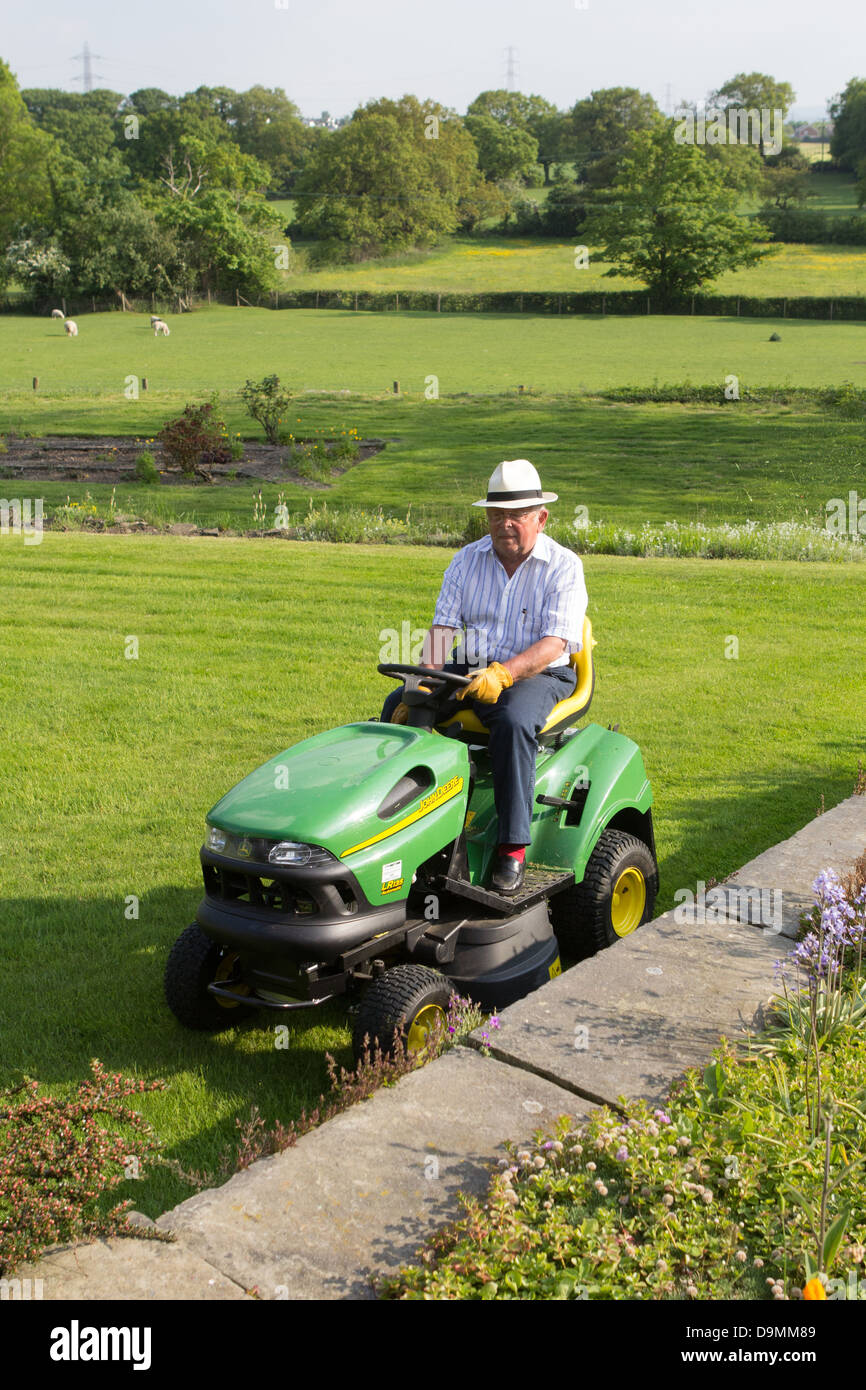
[615, 1146, 629, 1161]
[489, 1014, 501, 1030]
[653, 1109, 671, 1125]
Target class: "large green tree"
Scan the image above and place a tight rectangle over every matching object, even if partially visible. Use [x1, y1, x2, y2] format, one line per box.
[707, 73, 796, 159]
[0, 61, 55, 266]
[465, 90, 563, 182]
[294, 95, 480, 259]
[565, 87, 662, 187]
[583, 124, 770, 306]
[830, 78, 866, 171]
[228, 86, 312, 192]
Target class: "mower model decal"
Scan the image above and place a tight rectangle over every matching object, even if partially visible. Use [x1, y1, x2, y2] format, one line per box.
[340, 776, 465, 858]
[382, 878, 404, 894]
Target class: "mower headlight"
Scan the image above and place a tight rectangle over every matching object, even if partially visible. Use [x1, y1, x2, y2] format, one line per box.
[206, 825, 228, 853]
[268, 841, 336, 867]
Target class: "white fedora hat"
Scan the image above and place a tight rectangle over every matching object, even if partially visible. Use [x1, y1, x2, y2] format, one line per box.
[472, 458, 558, 508]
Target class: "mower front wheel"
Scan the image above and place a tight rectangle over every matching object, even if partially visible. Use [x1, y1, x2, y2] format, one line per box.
[552, 828, 657, 957]
[352, 964, 454, 1065]
[164, 923, 251, 1031]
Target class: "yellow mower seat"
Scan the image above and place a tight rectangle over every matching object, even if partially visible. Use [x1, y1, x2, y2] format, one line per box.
[437, 615, 596, 741]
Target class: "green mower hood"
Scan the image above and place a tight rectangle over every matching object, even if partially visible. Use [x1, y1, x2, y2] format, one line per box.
[207, 722, 471, 906]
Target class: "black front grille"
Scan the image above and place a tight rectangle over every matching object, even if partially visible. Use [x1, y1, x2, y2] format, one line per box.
[202, 861, 359, 917]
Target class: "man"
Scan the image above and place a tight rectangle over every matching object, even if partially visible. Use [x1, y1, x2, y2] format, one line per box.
[382, 459, 588, 894]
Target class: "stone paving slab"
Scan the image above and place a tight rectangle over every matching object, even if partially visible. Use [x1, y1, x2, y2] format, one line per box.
[155, 1045, 590, 1300]
[475, 909, 785, 1108]
[9, 1236, 250, 1301]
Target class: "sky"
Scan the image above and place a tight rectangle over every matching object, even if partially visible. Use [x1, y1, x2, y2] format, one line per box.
[3, 0, 860, 120]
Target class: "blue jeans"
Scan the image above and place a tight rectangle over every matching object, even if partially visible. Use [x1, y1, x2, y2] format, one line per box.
[380, 663, 576, 844]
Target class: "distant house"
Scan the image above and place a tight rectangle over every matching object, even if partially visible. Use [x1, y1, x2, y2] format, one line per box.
[789, 121, 834, 141]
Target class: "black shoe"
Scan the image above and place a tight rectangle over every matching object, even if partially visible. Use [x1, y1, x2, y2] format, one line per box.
[491, 856, 525, 895]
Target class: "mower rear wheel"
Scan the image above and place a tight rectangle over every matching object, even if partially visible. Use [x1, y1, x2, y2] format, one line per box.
[352, 964, 454, 1065]
[551, 829, 656, 956]
[164, 923, 251, 1031]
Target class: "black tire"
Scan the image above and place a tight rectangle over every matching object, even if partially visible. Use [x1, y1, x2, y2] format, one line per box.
[164, 923, 251, 1031]
[551, 828, 657, 956]
[351, 964, 455, 1065]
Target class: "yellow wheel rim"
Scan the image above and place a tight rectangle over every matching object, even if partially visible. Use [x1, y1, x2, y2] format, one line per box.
[406, 1003, 446, 1055]
[214, 952, 250, 1009]
[610, 867, 646, 937]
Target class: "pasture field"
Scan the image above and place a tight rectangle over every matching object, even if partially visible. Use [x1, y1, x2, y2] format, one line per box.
[2, 305, 866, 409]
[1, 533, 863, 1215]
[281, 238, 866, 297]
[3, 306, 864, 533]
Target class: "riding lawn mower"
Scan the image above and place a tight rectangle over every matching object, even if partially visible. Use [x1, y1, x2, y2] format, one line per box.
[164, 618, 658, 1061]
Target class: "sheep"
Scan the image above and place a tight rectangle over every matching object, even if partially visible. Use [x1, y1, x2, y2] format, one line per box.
[64, 320, 78, 337]
[50, 308, 65, 319]
[152, 319, 170, 337]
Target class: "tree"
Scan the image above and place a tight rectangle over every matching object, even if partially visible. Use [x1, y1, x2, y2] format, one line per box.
[464, 112, 538, 182]
[708, 73, 796, 160]
[294, 96, 480, 260]
[761, 146, 812, 209]
[0, 61, 55, 266]
[830, 78, 866, 171]
[228, 86, 312, 192]
[542, 168, 587, 235]
[456, 180, 509, 233]
[466, 90, 563, 183]
[582, 125, 771, 307]
[565, 88, 662, 187]
[157, 187, 282, 297]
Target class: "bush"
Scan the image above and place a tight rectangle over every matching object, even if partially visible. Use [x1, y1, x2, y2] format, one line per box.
[134, 450, 159, 484]
[240, 374, 293, 445]
[158, 401, 231, 478]
[0, 1060, 167, 1276]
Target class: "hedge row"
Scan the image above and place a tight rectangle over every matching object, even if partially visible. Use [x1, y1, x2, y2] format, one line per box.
[4, 287, 866, 322]
[273, 288, 866, 321]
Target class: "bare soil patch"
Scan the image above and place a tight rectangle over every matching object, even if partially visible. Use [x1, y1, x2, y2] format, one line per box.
[0, 435, 385, 487]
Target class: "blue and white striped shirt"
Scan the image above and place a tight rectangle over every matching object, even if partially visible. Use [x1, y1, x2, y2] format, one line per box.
[432, 532, 588, 669]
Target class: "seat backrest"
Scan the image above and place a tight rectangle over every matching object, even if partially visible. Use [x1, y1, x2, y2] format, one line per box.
[437, 615, 596, 739]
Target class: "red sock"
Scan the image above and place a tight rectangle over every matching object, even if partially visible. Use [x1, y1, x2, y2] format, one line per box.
[498, 844, 526, 862]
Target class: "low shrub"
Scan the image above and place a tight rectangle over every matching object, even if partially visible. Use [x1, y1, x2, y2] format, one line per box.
[240, 374, 293, 445]
[0, 1060, 168, 1276]
[134, 450, 159, 484]
[158, 401, 231, 478]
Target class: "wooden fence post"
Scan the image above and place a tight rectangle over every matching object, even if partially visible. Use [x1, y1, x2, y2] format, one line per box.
[829, 300, 834, 320]
[737, 298, 740, 316]
[393, 380, 400, 394]
[142, 378, 148, 391]
[33, 377, 38, 390]
[437, 293, 441, 312]
[601, 294, 605, 316]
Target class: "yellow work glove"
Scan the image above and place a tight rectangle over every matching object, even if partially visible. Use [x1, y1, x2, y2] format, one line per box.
[456, 662, 514, 704]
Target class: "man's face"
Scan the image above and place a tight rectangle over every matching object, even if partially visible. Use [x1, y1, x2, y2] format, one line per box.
[487, 505, 548, 565]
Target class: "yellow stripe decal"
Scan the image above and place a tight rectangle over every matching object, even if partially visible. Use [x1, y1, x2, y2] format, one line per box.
[340, 777, 464, 857]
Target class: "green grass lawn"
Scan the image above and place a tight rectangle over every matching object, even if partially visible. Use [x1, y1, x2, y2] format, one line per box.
[803, 170, 862, 216]
[1, 533, 864, 1216]
[14, 395, 866, 536]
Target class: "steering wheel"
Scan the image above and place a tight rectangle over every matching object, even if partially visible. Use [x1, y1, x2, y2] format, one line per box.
[377, 663, 472, 694]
